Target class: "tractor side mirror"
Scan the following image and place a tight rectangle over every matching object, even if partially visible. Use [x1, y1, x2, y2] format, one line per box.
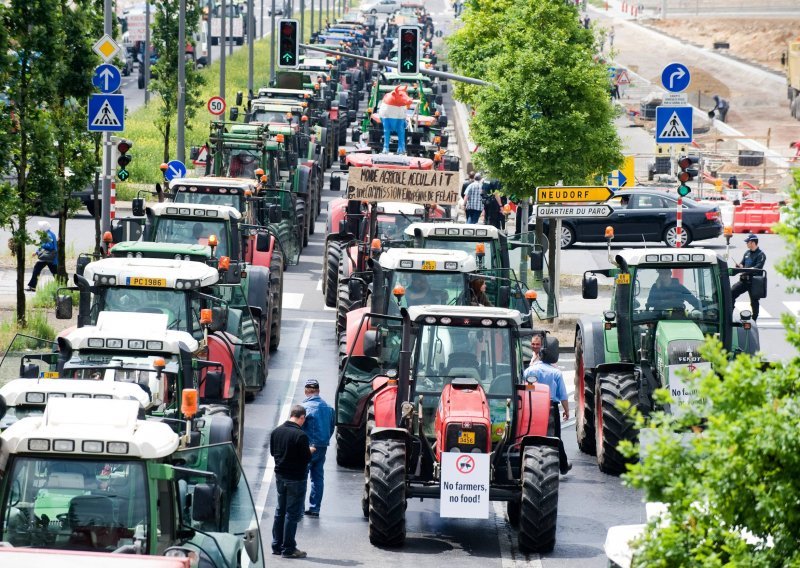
[230, 107, 239, 121]
[21, 363, 39, 379]
[348, 110, 357, 122]
[440, 83, 448, 94]
[110, 223, 125, 244]
[750, 274, 767, 300]
[243, 528, 260, 563]
[541, 335, 559, 365]
[55, 294, 73, 320]
[530, 251, 544, 272]
[339, 219, 347, 235]
[363, 330, 381, 358]
[268, 205, 282, 224]
[235, 91, 243, 106]
[256, 232, 270, 252]
[76, 255, 92, 277]
[582, 274, 598, 300]
[498, 285, 510, 308]
[191, 483, 221, 523]
[209, 306, 228, 333]
[0, 394, 6, 421]
[435, 94, 443, 105]
[189, 146, 200, 160]
[132, 197, 145, 217]
[348, 279, 363, 302]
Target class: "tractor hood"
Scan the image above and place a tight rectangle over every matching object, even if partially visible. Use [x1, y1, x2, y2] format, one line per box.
[654, 320, 709, 411]
[434, 378, 491, 460]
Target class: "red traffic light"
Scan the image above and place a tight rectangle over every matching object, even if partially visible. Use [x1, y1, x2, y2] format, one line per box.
[117, 140, 132, 154]
[677, 157, 692, 170]
[678, 171, 690, 182]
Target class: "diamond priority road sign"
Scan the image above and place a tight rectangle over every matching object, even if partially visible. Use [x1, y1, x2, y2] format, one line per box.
[536, 186, 614, 203]
[536, 204, 613, 218]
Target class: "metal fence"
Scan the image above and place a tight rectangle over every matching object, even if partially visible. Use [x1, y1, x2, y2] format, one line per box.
[635, 0, 800, 17]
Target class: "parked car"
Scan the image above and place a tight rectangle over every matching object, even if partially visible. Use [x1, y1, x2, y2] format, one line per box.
[361, 0, 401, 14]
[528, 188, 723, 248]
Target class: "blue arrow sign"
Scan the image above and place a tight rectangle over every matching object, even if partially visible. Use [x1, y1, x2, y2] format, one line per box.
[661, 63, 690, 93]
[164, 160, 187, 181]
[655, 105, 693, 144]
[87, 94, 125, 132]
[93, 64, 122, 93]
[607, 170, 627, 189]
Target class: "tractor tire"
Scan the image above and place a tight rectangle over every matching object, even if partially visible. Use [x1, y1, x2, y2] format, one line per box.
[336, 264, 361, 340]
[507, 499, 521, 527]
[336, 425, 366, 468]
[518, 446, 559, 554]
[368, 439, 407, 547]
[296, 197, 309, 248]
[269, 249, 284, 352]
[574, 329, 596, 455]
[595, 371, 639, 476]
[338, 329, 348, 370]
[362, 405, 376, 518]
[324, 241, 344, 308]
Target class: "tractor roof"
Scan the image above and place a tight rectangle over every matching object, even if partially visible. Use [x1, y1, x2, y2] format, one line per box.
[379, 248, 476, 272]
[375, 201, 426, 215]
[405, 222, 500, 240]
[170, 177, 257, 192]
[618, 247, 718, 266]
[345, 152, 434, 169]
[110, 241, 212, 261]
[84, 257, 220, 288]
[0, 378, 151, 411]
[250, 101, 305, 112]
[256, 87, 314, 98]
[408, 305, 523, 325]
[65, 312, 199, 355]
[148, 202, 242, 221]
[1, 398, 179, 458]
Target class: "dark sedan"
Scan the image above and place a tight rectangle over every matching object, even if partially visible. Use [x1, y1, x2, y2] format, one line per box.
[529, 189, 724, 248]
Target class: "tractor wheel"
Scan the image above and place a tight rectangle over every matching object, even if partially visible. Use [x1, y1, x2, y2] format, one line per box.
[296, 198, 309, 248]
[518, 446, 559, 553]
[270, 249, 284, 352]
[368, 439, 407, 547]
[362, 405, 376, 518]
[336, 261, 361, 339]
[595, 372, 639, 476]
[507, 499, 521, 527]
[324, 241, 344, 308]
[574, 329, 596, 455]
[335, 425, 366, 468]
[338, 329, 348, 370]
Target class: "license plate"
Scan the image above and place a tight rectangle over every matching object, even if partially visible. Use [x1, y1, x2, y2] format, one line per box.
[615, 273, 631, 285]
[421, 261, 436, 271]
[127, 277, 167, 287]
[458, 431, 475, 445]
[40, 371, 59, 379]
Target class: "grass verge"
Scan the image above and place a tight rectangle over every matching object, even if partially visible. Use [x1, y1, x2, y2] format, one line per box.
[0, 311, 56, 353]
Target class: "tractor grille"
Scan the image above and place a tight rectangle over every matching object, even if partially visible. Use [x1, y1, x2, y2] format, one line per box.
[445, 424, 488, 453]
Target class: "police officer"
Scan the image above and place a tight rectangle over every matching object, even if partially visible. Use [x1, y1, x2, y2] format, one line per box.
[732, 234, 766, 320]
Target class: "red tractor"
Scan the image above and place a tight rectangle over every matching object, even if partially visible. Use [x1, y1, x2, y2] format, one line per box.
[339, 306, 567, 552]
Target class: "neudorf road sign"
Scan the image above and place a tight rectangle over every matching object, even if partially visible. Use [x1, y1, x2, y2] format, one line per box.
[536, 186, 614, 203]
[536, 204, 613, 218]
[346, 167, 461, 205]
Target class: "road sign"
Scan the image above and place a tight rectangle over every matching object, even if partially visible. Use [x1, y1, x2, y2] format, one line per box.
[536, 204, 613, 218]
[536, 186, 614, 203]
[207, 96, 226, 116]
[656, 106, 693, 144]
[662, 92, 688, 106]
[661, 62, 690, 93]
[87, 94, 125, 132]
[193, 145, 208, 166]
[93, 64, 122, 94]
[607, 156, 635, 189]
[616, 69, 631, 86]
[164, 160, 187, 181]
[93, 34, 121, 62]
[440, 452, 489, 519]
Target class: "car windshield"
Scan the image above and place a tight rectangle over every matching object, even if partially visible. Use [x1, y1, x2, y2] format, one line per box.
[251, 109, 290, 124]
[153, 217, 229, 257]
[421, 238, 495, 268]
[173, 190, 242, 210]
[0, 457, 149, 552]
[222, 149, 261, 179]
[387, 271, 467, 315]
[92, 288, 198, 334]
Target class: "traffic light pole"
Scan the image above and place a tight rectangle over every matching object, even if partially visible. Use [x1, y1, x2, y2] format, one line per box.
[101, 0, 112, 243]
[221, 0, 227, 99]
[676, 197, 683, 249]
[177, 0, 187, 163]
[270, 0, 276, 82]
[248, 0, 254, 96]
[299, 0, 305, 43]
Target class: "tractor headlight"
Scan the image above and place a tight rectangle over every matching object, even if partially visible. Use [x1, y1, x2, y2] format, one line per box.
[107, 442, 129, 454]
[106, 338, 123, 348]
[28, 439, 50, 451]
[53, 440, 75, 452]
[82, 440, 104, 453]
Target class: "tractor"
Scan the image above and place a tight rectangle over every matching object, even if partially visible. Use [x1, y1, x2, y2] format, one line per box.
[337, 306, 565, 552]
[0, 397, 264, 565]
[575, 246, 766, 475]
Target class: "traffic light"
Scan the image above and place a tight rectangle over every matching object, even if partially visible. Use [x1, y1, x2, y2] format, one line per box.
[398, 26, 420, 77]
[676, 155, 698, 197]
[116, 138, 133, 181]
[278, 19, 299, 69]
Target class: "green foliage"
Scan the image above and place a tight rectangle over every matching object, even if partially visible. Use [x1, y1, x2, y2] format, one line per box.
[31, 277, 75, 309]
[0, 310, 56, 353]
[447, 0, 622, 198]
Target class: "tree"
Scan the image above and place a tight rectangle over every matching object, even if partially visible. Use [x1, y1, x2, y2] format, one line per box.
[621, 171, 800, 566]
[150, 0, 205, 161]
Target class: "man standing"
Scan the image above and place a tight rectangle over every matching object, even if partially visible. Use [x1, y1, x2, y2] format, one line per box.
[711, 95, 730, 123]
[732, 234, 767, 320]
[26, 221, 58, 292]
[524, 341, 569, 425]
[463, 172, 484, 224]
[301, 379, 335, 517]
[271, 404, 313, 559]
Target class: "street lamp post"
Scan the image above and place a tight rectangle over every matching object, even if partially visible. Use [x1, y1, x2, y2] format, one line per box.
[177, 0, 186, 162]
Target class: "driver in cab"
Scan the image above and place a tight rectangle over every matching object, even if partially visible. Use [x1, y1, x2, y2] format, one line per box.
[646, 268, 700, 311]
[404, 273, 439, 305]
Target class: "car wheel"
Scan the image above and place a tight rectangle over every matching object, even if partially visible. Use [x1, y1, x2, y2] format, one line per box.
[559, 224, 576, 249]
[370, 8, 377, 13]
[663, 224, 692, 247]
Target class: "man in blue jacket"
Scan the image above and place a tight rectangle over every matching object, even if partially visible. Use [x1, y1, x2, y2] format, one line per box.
[27, 221, 58, 292]
[301, 378, 335, 517]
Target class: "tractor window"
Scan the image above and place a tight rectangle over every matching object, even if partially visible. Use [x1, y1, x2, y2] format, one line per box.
[0, 457, 149, 552]
[375, 213, 421, 241]
[173, 190, 242, 210]
[421, 238, 495, 268]
[252, 109, 290, 124]
[212, 284, 258, 345]
[387, 271, 467, 314]
[152, 217, 229, 257]
[95, 288, 193, 334]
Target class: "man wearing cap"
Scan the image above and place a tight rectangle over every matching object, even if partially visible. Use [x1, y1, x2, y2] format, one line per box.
[27, 221, 58, 292]
[301, 379, 335, 517]
[732, 234, 766, 320]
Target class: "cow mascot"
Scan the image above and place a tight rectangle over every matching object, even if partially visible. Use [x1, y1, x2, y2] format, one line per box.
[379, 85, 412, 154]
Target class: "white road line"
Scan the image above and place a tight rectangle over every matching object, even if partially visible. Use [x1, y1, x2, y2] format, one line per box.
[735, 302, 771, 319]
[316, 278, 322, 291]
[254, 320, 314, 520]
[783, 301, 800, 318]
[282, 292, 304, 310]
[492, 501, 543, 568]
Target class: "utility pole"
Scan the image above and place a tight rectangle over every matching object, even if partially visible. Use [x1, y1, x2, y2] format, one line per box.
[318, 0, 322, 30]
[260, 0, 264, 37]
[270, 0, 276, 83]
[144, 1, 151, 104]
[207, 0, 212, 66]
[221, 0, 227, 99]
[229, 3, 234, 55]
[248, 0, 254, 96]
[177, 0, 187, 162]
[101, 0, 112, 241]
[310, 0, 314, 34]
[300, 0, 305, 42]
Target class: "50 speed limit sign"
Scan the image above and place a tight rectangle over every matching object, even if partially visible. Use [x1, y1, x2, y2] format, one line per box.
[207, 96, 226, 116]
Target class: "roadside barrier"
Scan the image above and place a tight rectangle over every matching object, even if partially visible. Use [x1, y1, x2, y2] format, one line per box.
[732, 201, 781, 234]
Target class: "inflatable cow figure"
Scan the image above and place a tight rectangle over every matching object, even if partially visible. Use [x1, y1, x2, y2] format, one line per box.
[379, 85, 412, 154]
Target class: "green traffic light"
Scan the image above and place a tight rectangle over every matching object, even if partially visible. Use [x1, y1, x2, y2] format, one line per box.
[118, 169, 129, 181]
[677, 184, 691, 197]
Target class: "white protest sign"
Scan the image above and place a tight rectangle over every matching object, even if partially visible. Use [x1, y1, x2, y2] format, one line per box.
[346, 166, 461, 205]
[440, 452, 490, 519]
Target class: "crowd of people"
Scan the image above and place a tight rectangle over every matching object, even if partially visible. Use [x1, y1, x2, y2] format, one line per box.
[460, 171, 509, 229]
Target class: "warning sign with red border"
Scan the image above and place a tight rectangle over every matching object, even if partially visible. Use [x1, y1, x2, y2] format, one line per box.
[440, 452, 490, 519]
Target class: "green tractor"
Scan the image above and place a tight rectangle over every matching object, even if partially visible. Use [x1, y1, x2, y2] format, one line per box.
[575, 246, 766, 475]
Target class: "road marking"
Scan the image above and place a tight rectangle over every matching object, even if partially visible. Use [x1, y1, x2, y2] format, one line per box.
[282, 292, 303, 310]
[316, 278, 322, 291]
[735, 302, 771, 319]
[492, 501, 543, 567]
[783, 301, 800, 318]
[254, 320, 313, 520]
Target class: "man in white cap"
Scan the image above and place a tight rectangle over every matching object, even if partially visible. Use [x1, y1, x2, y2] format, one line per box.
[27, 221, 58, 292]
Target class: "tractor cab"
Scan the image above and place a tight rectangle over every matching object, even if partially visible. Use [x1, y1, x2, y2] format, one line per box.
[168, 177, 256, 211]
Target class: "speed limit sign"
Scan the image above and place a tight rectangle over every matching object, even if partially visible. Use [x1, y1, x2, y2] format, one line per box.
[207, 96, 226, 116]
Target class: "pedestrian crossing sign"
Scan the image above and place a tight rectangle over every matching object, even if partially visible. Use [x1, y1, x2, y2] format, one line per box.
[87, 94, 125, 132]
[655, 105, 692, 144]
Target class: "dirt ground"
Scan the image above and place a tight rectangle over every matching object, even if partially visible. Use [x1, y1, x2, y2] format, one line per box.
[648, 17, 799, 76]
